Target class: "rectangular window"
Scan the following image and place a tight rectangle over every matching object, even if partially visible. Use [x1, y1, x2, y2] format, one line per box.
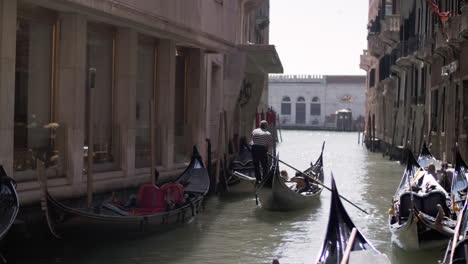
[281, 103, 291, 115]
[431, 90, 439, 132]
[85, 23, 118, 172]
[310, 104, 321, 115]
[135, 37, 156, 168]
[14, 10, 63, 182]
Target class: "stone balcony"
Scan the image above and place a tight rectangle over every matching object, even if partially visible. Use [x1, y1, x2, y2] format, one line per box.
[380, 15, 400, 46]
[360, 50, 377, 71]
[368, 34, 386, 58]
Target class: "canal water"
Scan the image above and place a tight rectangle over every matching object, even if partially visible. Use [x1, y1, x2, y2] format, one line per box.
[7, 131, 447, 263]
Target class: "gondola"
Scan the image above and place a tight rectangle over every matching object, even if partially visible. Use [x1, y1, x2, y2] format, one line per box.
[440, 199, 468, 264]
[41, 147, 210, 238]
[0, 166, 19, 241]
[450, 150, 468, 216]
[226, 139, 256, 193]
[388, 151, 456, 250]
[0, 166, 19, 262]
[418, 143, 441, 170]
[315, 176, 390, 264]
[257, 143, 324, 211]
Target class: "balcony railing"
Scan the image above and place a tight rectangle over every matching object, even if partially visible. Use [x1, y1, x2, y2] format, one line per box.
[382, 15, 400, 32]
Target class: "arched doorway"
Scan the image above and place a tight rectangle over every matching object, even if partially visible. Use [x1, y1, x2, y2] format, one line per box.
[296, 96, 306, 124]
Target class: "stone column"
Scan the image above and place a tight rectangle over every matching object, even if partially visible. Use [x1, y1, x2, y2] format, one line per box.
[186, 48, 206, 157]
[56, 13, 87, 184]
[155, 39, 176, 169]
[115, 28, 137, 177]
[0, 0, 17, 176]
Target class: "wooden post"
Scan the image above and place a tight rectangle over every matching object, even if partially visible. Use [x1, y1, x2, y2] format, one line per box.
[87, 68, 96, 208]
[223, 111, 230, 192]
[372, 114, 376, 152]
[150, 99, 156, 185]
[205, 138, 213, 193]
[367, 112, 372, 149]
[223, 110, 229, 162]
[214, 112, 224, 193]
[277, 114, 283, 143]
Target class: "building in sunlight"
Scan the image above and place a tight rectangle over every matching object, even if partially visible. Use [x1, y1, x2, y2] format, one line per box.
[0, 0, 283, 204]
[268, 74, 366, 130]
[361, 0, 468, 161]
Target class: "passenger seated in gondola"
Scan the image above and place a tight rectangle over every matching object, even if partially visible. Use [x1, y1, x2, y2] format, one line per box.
[280, 170, 289, 181]
[427, 164, 437, 179]
[438, 162, 452, 193]
[290, 172, 311, 193]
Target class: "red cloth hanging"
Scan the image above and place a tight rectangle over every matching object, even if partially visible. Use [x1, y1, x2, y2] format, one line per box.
[426, 0, 450, 22]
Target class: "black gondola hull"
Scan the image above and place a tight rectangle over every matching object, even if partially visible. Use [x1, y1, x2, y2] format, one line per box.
[0, 166, 19, 242]
[42, 147, 209, 238]
[45, 193, 204, 236]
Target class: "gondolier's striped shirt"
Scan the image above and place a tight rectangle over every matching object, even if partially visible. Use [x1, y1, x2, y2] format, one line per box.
[251, 128, 273, 147]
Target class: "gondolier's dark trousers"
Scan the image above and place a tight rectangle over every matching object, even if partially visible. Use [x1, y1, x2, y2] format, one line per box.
[252, 144, 268, 183]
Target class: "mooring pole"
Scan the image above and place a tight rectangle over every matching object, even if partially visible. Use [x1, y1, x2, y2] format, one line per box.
[150, 99, 156, 185]
[87, 68, 96, 208]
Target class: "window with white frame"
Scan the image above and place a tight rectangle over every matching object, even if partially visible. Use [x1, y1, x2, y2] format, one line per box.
[281, 96, 291, 115]
[310, 96, 321, 116]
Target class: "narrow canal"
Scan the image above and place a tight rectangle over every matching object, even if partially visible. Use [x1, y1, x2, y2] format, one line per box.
[8, 131, 446, 263]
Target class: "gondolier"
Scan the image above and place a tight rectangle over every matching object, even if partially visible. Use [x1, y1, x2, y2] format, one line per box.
[251, 120, 273, 183]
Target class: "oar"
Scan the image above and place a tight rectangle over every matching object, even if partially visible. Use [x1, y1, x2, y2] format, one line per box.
[450, 198, 467, 264]
[269, 154, 369, 215]
[341, 227, 357, 264]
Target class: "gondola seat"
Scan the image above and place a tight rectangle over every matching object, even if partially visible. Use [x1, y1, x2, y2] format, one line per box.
[161, 183, 185, 206]
[399, 191, 450, 219]
[420, 192, 450, 218]
[135, 184, 167, 215]
[399, 192, 422, 218]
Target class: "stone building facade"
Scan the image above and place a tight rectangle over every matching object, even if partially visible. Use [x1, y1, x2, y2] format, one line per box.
[0, 0, 282, 204]
[268, 75, 366, 130]
[361, 0, 468, 162]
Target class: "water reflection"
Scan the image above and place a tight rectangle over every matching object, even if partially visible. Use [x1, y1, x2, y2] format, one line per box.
[7, 131, 448, 264]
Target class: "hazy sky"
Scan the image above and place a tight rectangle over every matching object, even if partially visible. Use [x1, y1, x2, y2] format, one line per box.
[269, 0, 369, 75]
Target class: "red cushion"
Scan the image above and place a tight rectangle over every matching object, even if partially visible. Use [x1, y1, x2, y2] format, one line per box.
[137, 184, 167, 209]
[161, 183, 185, 205]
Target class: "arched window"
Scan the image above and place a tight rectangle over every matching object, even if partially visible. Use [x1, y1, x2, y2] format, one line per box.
[297, 97, 305, 102]
[281, 96, 291, 115]
[311, 96, 321, 116]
